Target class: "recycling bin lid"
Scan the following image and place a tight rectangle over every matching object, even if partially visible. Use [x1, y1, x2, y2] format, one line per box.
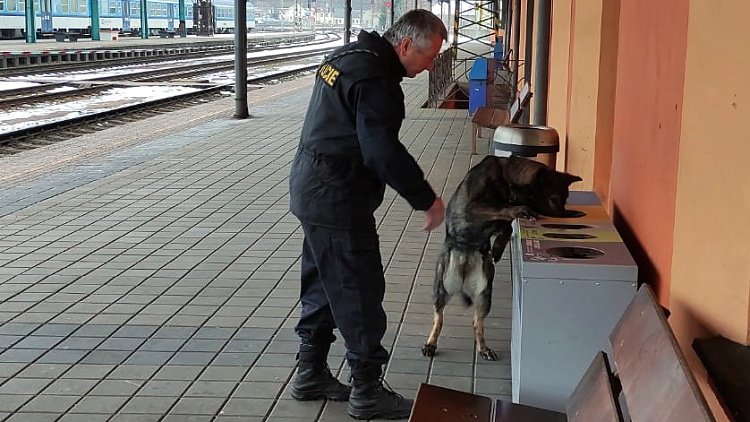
[493, 124, 560, 155]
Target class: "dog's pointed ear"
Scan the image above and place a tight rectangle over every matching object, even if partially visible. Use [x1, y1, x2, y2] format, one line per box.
[560, 172, 582, 187]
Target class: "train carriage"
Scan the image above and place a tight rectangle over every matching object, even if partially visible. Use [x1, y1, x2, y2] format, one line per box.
[0, 0, 255, 39]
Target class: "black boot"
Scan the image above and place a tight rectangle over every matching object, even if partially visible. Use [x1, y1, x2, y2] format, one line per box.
[347, 366, 414, 420]
[291, 343, 351, 401]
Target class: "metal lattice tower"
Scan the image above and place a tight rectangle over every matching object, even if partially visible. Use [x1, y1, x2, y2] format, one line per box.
[451, 0, 500, 81]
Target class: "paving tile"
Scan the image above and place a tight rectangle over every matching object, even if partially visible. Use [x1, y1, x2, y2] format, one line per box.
[0, 348, 46, 363]
[0, 363, 26, 378]
[69, 394, 130, 413]
[136, 379, 191, 397]
[151, 365, 203, 381]
[108, 413, 162, 421]
[30, 324, 79, 337]
[12, 364, 68, 380]
[232, 381, 284, 399]
[41, 378, 98, 395]
[184, 380, 238, 398]
[88, 380, 141, 396]
[57, 413, 110, 422]
[80, 350, 131, 365]
[268, 398, 325, 419]
[3, 412, 60, 422]
[0, 378, 53, 395]
[197, 366, 246, 382]
[220, 397, 275, 417]
[118, 396, 179, 414]
[18, 394, 79, 413]
[36, 349, 89, 364]
[62, 364, 115, 379]
[168, 397, 225, 415]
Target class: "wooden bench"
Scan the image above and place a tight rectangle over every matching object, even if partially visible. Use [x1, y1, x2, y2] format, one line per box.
[470, 82, 532, 155]
[409, 284, 716, 422]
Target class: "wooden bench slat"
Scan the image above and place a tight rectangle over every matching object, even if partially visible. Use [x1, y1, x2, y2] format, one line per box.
[494, 400, 566, 422]
[609, 285, 716, 422]
[472, 106, 510, 130]
[409, 383, 492, 422]
[566, 351, 623, 422]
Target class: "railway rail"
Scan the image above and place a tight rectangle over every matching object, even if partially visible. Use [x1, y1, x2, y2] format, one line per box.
[0, 47, 335, 108]
[0, 50, 333, 155]
[0, 32, 326, 71]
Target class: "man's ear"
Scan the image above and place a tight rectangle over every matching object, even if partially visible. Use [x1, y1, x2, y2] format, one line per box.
[397, 37, 413, 57]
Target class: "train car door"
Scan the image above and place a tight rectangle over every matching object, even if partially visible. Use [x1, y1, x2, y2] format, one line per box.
[122, 0, 131, 31]
[167, 2, 176, 31]
[40, 0, 53, 33]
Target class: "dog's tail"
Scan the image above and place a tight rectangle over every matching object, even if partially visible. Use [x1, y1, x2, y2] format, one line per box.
[446, 250, 478, 308]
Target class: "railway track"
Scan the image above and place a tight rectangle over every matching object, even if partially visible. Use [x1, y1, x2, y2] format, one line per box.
[0, 32, 333, 76]
[0, 47, 335, 108]
[0, 51, 332, 155]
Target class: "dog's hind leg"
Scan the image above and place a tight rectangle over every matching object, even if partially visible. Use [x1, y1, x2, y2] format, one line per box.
[422, 249, 450, 357]
[423, 308, 444, 357]
[475, 253, 498, 360]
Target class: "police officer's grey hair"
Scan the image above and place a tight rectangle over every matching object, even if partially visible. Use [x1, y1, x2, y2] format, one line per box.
[383, 9, 448, 52]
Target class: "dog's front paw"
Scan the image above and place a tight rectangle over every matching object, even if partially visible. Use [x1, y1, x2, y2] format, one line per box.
[421, 344, 437, 357]
[479, 348, 499, 361]
[512, 206, 538, 220]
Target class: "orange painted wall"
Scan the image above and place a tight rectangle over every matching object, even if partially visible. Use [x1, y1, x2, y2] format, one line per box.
[609, 0, 687, 304]
[547, 0, 572, 172]
[671, 0, 750, 354]
[564, 0, 618, 192]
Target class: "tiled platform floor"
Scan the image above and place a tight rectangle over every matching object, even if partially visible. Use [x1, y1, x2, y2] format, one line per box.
[0, 74, 512, 421]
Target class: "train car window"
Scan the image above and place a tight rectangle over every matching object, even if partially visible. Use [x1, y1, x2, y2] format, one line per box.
[7, 0, 16, 12]
[78, 0, 86, 14]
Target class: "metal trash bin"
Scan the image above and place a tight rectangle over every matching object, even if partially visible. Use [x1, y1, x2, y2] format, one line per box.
[509, 191, 638, 412]
[493, 124, 560, 168]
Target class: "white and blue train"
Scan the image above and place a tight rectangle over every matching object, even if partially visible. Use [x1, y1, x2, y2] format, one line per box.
[0, 0, 255, 39]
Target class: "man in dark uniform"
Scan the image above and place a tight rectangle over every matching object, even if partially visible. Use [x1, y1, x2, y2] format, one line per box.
[288, 9, 447, 421]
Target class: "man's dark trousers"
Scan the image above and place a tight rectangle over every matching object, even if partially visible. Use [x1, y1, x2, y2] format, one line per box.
[295, 223, 390, 371]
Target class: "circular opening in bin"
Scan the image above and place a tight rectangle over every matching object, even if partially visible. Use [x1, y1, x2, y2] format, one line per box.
[543, 233, 597, 240]
[547, 246, 604, 260]
[540, 223, 592, 230]
[564, 210, 587, 218]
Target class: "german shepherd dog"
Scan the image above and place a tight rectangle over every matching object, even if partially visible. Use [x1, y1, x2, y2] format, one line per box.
[421, 156, 582, 361]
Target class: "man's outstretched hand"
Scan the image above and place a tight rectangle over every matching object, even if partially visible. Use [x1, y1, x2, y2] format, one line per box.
[422, 197, 445, 232]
